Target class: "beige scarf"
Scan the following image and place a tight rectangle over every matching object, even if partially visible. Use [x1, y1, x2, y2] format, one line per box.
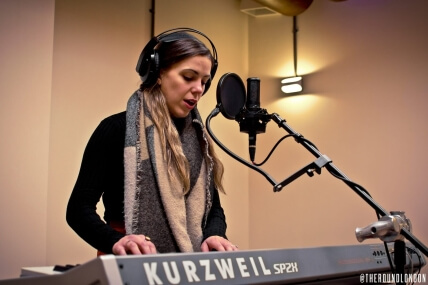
[124, 90, 212, 252]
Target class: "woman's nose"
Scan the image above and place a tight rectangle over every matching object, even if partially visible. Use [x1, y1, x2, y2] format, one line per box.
[191, 81, 204, 95]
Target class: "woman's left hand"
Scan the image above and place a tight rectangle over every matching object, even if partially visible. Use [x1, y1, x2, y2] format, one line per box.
[201, 236, 239, 252]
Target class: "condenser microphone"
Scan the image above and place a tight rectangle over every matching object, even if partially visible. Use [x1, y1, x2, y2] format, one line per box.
[215, 73, 270, 162]
[207, 72, 277, 186]
[240, 78, 265, 162]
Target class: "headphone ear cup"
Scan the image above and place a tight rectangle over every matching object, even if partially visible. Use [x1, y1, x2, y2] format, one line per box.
[143, 50, 160, 87]
[136, 37, 159, 86]
[137, 52, 150, 82]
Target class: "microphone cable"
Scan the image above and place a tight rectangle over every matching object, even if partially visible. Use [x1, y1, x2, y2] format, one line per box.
[252, 133, 319, 167]
[206, 105, 277, 186]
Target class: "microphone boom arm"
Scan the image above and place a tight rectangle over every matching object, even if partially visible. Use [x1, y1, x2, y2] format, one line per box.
[274, 154, 332, 192]
[206, 97, 428, 258]
[270, 112, 428, 257]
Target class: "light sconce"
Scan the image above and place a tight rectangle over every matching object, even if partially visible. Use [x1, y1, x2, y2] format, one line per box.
[281, 16, 303, 95]
[281, 76, 302, 94]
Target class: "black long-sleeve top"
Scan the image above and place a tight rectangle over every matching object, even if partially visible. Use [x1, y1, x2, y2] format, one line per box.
[66, 111, 227, 254]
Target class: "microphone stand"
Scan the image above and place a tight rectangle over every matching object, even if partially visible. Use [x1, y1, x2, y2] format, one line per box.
[270, 112, 428, 272]
[206, 107, 428, 267]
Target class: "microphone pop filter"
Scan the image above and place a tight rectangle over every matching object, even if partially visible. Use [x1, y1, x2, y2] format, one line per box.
[216, 73, 246, 120]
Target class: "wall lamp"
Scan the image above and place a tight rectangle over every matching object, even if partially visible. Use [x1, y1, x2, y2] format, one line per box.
[281, 76, 302, 93]
[281, 16, 303, 94]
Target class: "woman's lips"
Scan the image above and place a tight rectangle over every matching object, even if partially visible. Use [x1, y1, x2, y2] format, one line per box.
[184, 99, 197, 109]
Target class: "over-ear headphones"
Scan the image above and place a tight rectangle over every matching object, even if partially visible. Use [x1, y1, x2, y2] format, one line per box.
[136, 28, 218, 94]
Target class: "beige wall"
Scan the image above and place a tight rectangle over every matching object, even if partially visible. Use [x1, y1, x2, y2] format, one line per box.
[0, 0, 54, 278]
[247, 0, 428, 244]
[46, 0, 153, 266]
[245, 0, 428, 275]
[1, 0, 428, 281]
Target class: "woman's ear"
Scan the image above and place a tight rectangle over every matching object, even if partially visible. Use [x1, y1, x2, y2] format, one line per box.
[157, 71, 163, 86]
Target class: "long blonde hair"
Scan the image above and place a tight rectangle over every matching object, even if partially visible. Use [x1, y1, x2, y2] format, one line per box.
[140, 34, 225, 195]
[143, 86, 225, 195]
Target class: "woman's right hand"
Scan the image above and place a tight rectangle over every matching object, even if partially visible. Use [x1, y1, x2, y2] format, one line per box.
[112, 234, 157, 255]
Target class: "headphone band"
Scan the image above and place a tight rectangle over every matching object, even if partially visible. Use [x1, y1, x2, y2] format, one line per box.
[155, 27, 218, 62]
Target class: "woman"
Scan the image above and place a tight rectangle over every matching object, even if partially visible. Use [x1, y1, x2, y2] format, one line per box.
[66, 28, 237, 255]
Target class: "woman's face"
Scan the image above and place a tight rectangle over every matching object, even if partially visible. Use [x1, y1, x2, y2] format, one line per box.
[158, 55, 212, 118]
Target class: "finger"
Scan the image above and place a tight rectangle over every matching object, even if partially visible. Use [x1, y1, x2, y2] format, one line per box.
[228, 244, 239, 251]
[134, 236, 157, 254]
[113, 240, 129, 255]
[224, 244, 234, 251]
[220, 239, 239, 252]
[143, 236, 157, 254]
[148, 242, 157, 254]
[200, 242, 209, 252]
[139, 243, 155, 254]
[113, 245, 127, 255]
[126, 240, 143, 255]
[214, 242, 226, 251]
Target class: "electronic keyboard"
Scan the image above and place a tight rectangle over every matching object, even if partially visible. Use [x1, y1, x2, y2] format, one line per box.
[0, 243, 425, 285]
